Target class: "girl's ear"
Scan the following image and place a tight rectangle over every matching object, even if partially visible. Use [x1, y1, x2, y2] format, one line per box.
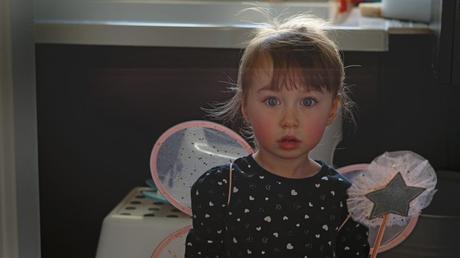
[327, 96, 340, 125]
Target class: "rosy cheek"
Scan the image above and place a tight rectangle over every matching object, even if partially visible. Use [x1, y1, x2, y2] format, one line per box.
[250, 119, 272, 142]
[252, 123, 269, 141]
[306, 124, 327, 143]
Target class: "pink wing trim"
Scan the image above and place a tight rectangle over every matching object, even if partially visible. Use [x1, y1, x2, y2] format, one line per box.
[151, 225, 193, 258]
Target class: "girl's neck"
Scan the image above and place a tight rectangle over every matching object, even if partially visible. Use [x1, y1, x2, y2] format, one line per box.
[252, 151, 321, 179]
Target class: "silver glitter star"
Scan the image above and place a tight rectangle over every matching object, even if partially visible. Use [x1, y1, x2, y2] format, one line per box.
[366, 172, 425, 219]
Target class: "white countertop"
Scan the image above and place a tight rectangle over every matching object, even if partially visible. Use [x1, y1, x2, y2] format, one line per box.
[34, 1, 431, 51]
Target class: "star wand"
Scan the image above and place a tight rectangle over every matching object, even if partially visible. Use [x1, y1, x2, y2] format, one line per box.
[366, 172, 425, 258]
[342, 151, 437, 258]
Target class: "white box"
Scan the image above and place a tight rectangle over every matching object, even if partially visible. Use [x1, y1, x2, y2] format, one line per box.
[96, 187, 191, 258]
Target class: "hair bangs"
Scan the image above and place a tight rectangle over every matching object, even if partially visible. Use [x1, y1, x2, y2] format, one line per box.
[243, 46, 340, 93]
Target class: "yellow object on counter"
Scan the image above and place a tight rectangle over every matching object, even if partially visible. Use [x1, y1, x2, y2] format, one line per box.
[359, 2, 382, 18]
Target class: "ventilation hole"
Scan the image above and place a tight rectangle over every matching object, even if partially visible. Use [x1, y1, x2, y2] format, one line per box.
[149, 207, 160, 211]
[120, 213, 131, 215]
[130, 201, 141, 205]
[135, 195, 145, 199]
[144, 213, 156, 217]
[167, 214, 179, 218]
[125, 206, 136, 210]
[171, 208, 180, 213]
[154, 202, 164, 205]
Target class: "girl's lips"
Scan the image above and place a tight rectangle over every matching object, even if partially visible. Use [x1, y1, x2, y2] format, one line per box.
[279, 136, 300, 142]
[278, 136, 301, 150]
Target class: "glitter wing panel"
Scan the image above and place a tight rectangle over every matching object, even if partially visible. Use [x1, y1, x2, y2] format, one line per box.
[150, 121, 254, 216]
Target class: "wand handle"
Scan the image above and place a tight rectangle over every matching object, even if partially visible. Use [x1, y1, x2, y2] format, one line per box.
[371, 214, 389, 258]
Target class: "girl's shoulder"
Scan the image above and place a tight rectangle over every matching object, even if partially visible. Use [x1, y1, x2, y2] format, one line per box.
[192, 163, 231, 190]
[190, 163, 232, 205]
[320, 163, 352, 190]
[191, 155, 251, 192]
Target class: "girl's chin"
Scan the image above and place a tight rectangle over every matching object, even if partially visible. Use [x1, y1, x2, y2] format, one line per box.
[263, 150, 310, 161]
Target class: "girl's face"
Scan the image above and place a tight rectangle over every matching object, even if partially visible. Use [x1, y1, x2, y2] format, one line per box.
[241, 59, 339, 165]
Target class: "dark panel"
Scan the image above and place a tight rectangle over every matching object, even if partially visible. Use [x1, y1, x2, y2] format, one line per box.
[36, 44, 241, 258]
[447, 86, 460, 169]
[437, 0, 456, 84]
[452, 0, 460, 85]
[336, 34, 455, 171]
[379, 34, 448, 169]
[334, 51, 384, 165]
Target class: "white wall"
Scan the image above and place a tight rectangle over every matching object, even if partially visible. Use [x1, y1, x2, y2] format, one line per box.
[0, 0, 41, 257]
[1, 0, 19, 256]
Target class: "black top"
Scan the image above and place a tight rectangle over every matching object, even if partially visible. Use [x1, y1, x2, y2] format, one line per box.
[185, 155, 370, 258]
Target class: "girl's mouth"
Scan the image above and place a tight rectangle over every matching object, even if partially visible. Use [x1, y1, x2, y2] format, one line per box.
[278, 136, 301, 150]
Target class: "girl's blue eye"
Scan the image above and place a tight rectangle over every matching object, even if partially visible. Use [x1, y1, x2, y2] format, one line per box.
[301, 97, 317, 107]
[265, 97, 279, 107]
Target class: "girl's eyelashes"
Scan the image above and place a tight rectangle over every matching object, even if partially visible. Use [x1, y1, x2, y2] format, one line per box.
[301, 97, 318, 107]
[264, 96, 280, 107]
[261, 96, 318, 107]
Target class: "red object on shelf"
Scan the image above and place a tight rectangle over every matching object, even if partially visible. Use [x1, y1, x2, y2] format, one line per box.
[339, 0, 365, 13]
[338, 0, 348, 13]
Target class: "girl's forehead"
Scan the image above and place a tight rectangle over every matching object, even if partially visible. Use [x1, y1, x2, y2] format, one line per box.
[247, 66, 323, 93]
[243, 52, 334, 94]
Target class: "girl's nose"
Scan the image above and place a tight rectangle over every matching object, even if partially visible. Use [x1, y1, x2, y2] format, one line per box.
[280, 108, 299, 128]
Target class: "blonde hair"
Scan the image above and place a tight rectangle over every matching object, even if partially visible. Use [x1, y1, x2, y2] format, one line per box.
[207, 14, 352, 141]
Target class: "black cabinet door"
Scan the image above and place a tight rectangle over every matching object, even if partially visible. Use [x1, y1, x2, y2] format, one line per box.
[452, 0, 460, 85]
[437, 0, 460, 86]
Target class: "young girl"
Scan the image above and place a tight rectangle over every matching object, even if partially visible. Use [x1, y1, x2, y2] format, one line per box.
[185, 15, 370, 258]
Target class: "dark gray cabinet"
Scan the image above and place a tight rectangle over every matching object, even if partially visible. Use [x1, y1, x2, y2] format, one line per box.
[435, 0, 460, 85]
[36, 6, 460, 253]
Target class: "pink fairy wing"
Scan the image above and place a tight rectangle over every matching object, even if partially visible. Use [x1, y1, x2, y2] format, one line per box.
[150, 120, 254, 216]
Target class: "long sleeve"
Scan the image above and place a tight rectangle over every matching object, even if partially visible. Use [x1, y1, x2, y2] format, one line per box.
[335, 214, 370, 258]
[331, 172, 370, 258]
[185, 166, 228, 258]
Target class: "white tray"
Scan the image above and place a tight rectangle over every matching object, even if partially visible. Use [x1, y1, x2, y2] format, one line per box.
[95, 187, 191, 258]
